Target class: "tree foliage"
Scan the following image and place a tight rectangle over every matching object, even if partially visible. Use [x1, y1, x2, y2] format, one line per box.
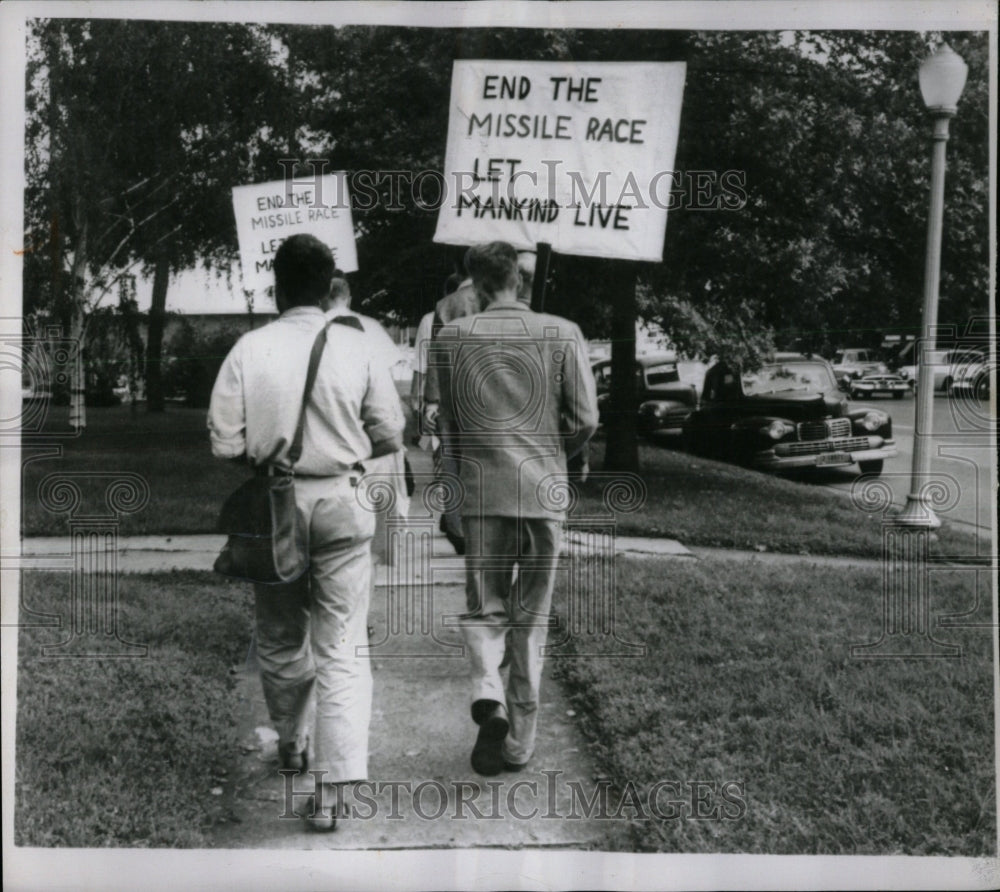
[23, 22, 990, 428]
[24, 18, 293, 419]
[274, 26, 988, 365]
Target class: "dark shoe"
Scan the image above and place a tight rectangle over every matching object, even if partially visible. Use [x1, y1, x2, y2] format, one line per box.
[279, 742, 307, 772]
[444, 529, 465, 555]
[302, 795, 337, 833]
[470, 700, 509, 776]
[440, 515, 466, 555]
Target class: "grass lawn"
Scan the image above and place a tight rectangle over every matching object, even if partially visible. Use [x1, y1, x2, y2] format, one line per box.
[551, 556, 996, 854]
[575, 438, 978, 558]
[15, 571, 253, 847]
[21, 407, 979, 561]
[21, 405, 247, 537]
[15, 560, 994, 851]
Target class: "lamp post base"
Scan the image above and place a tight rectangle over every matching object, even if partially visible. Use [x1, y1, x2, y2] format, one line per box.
[894, 494, 942, 529]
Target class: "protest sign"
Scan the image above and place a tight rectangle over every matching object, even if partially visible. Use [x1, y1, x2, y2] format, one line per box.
[232, 173, 358, 293]
[433, 61, 686, 262]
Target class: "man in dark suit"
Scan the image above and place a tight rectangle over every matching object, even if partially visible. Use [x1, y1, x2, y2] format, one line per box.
[434, 241, 599, 775]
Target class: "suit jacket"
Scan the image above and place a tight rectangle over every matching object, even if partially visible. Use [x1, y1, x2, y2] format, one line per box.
[436, 301, 598, 520]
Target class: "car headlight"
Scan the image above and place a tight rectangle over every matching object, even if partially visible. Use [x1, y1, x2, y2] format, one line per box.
[762, 420, 795, 440]
[859, 410, 888, 432]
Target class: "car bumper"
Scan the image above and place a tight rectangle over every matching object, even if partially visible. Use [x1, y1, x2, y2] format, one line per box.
[755, 440, 897, 470]
[638, 411, 691, 436]
[950, 381, 987, 393]
[853, 385, 909, 395]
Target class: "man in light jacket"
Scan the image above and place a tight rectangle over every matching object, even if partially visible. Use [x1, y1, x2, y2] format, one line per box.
[433, 241, 599, 775]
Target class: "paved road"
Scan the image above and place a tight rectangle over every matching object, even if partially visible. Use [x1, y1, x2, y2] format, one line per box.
[785, 391, 995, 537]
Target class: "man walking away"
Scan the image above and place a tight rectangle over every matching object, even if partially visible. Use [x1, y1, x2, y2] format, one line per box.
[435, 241, 599, 775]
[320, 271, 410, 562]
[208, 234, 404, 830]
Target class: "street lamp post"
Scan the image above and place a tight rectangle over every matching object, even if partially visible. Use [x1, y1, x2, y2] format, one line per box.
[896, 43, 968, 528]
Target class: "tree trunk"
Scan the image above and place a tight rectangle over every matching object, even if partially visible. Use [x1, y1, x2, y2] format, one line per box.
[145, 252, 170, 412]
[68, 302, 87, 431]
[602, 262, 639, 473]
[67, 211, 88, 432]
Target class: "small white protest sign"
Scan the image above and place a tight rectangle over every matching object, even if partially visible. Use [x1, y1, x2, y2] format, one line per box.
[433, 61, 686, 262]
[232, 173, 358, 294]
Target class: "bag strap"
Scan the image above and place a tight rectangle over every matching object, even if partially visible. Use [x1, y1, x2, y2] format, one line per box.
[288, 323, 330, 468]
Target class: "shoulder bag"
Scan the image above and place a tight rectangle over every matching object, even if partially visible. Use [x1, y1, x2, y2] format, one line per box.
[213, 324, 329, 584]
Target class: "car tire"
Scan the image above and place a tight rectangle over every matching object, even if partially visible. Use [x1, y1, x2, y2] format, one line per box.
[893, 391, 904, 399]
[858, 459, 883, 476]
[682, 428, 703, 456]
[849, 389, 860, 399]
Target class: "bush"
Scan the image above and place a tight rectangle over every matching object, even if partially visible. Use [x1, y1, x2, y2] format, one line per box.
[163, 322, 244, 408]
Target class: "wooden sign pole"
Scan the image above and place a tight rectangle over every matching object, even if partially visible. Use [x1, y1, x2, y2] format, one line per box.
[531, 242, 553, 312]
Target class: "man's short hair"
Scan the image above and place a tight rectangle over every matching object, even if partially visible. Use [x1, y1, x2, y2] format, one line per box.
[464, 242, 519, 297]
[273, 234, 335, 306]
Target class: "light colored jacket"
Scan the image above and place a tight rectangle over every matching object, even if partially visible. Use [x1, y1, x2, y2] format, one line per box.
[435, 302, 598, 519]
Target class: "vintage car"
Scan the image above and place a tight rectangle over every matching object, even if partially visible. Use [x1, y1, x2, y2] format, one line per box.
[848, 372, 911, 399]
[592, 353, 703, 441]
[948, 355, 991, 400]
[897, 348, 986, 393]
[831, 348, 889, 391]
[682, 356, 897, 475]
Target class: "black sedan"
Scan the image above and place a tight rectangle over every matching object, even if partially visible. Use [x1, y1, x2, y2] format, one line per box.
[683, 357, 897, 475]
[592, 353, 703, 441]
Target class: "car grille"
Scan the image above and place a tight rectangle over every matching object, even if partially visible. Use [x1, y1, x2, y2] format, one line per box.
[780, 436, 872, 456]
[797, 418, 851, 441]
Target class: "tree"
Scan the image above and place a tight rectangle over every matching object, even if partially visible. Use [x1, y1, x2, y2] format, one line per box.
[24, 19, 296, 424]
[269, 25, 987, 471]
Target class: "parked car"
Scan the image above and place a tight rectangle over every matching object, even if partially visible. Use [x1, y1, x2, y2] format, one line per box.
[848, 372, 911, 400]
[897, 347, 986, 393]
[592, 352, 703, 441]
[831, 348, 889, 391]
[948, 355, 991, 400]
[683, 356, 897, 475]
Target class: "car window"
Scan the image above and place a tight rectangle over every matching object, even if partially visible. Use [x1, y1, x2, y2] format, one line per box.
[742, 362, 838, 395]
[703, 368, 738, 401]
[644, 362, 679, 386]
[592, 365, 610, 395]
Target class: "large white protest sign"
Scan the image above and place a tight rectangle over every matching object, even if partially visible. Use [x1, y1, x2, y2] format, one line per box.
[433, 61, 686, 262]
[232, 173, 358, 294]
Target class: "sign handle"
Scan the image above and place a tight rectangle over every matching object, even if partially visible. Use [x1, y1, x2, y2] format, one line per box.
[531, 242, 553, 312]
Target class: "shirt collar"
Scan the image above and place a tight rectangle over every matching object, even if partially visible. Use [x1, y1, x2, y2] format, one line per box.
[484, 301, 531, 312]
[281, 305, 326, 320]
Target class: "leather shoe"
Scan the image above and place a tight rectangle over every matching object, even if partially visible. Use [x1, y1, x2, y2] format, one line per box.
[470, 700, 509, 776]
[439, 515, 466, 555]
[302, 795, 337, 832]
[279, 743, 307, 772]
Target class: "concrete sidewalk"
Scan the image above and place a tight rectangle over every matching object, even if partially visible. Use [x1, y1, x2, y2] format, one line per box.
[16, 528, 692, 574]
[210, 572, 626, 849]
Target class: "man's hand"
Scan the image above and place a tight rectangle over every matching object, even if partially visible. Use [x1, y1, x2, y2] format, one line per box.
[423, 401, 440, 435]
